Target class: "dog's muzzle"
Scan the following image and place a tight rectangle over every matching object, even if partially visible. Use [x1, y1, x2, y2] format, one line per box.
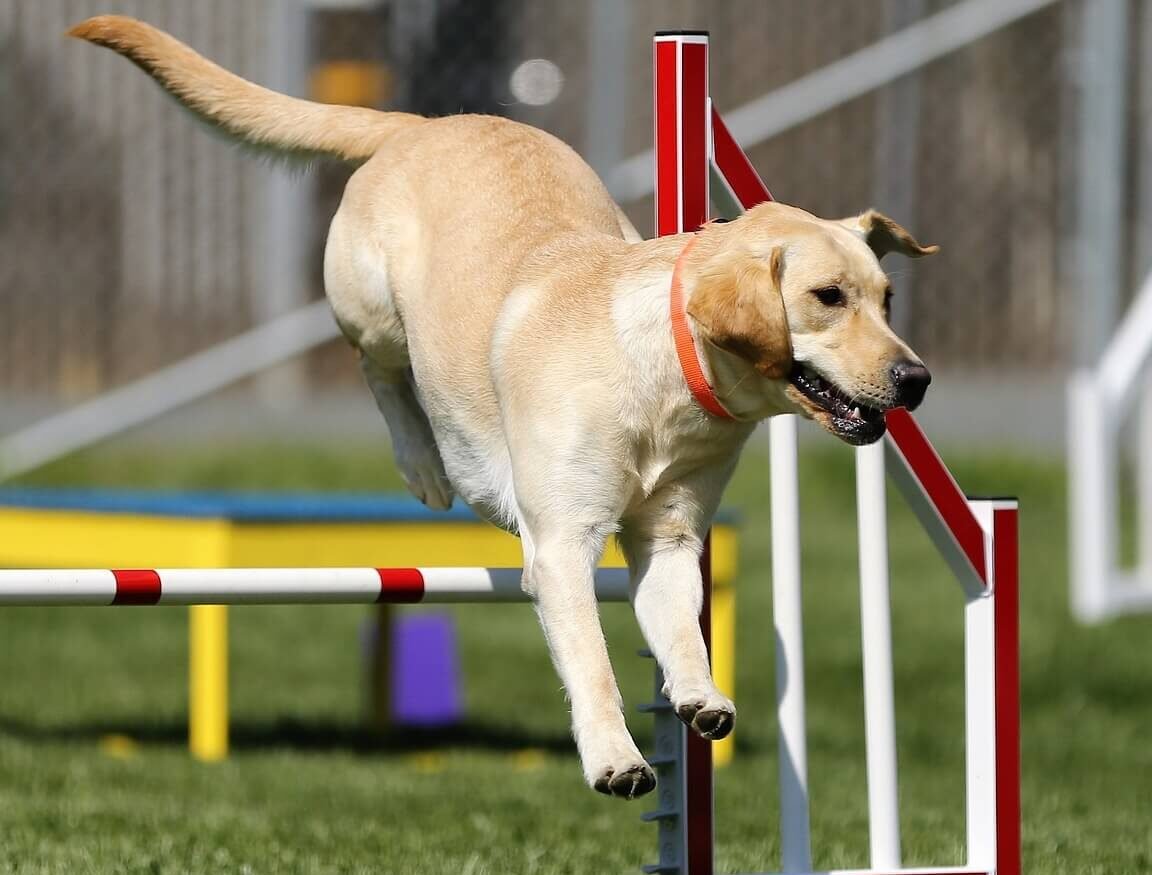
[890, 360, 931, 411]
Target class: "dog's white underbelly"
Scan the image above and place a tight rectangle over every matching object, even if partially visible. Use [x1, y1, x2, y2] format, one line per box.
[420, 398, 520, 534]
[443, 439, 520, 534]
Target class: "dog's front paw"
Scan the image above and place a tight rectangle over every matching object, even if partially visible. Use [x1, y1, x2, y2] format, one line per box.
[674, 693, 736, 741]
[580, 731, 656, 800]
[590, 760, 657, 800]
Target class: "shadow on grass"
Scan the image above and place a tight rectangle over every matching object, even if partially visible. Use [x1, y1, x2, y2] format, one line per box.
[0, 713, 768, 757]
[0, 714, 581, 756]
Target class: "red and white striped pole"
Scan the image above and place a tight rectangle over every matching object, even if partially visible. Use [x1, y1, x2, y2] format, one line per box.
[0, 566, 631, 605]
[654, 29, 714, 875]
[691, 34, 813, 875]
[962, 500, 1021, 875]
[884, 411, 1021, 875]
[703, 40, 1020, 874]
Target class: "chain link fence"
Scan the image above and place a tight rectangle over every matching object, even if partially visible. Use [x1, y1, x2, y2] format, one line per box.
[0, 0, 1138, 436]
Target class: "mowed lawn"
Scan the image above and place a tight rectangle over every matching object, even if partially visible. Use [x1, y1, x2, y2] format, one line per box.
[0, 439, 1149, 874]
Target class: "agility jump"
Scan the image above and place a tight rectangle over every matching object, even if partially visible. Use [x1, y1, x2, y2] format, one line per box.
[639, 32, 1020, 875]
[0, 566, 630, 605]
[0, 30, 1018, 875]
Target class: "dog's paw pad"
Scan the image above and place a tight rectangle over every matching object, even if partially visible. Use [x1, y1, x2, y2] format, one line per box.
[592, 762, 656, 800]
[676, 699, 736, 741]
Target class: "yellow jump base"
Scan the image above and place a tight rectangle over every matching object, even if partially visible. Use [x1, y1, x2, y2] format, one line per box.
[0, 488, 739, 764]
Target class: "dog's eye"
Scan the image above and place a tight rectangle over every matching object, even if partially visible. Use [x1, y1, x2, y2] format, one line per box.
[883, 288, 893, 321]
[812, 286, 844, 307]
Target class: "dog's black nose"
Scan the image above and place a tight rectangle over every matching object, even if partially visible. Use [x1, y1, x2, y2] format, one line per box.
[890, 360, 931, 410]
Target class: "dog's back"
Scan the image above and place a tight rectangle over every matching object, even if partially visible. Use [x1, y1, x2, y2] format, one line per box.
[325, 113, 629, 525]
[71, 16, 635, 525]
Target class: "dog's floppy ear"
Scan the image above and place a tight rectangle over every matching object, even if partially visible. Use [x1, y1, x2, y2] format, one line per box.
[686, 247, 792, 379]
[841, 210, 939, 259]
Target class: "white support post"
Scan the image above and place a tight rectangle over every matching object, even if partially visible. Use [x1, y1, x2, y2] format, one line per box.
[1068, 371, 1117, 622]
[769, 414, 812, 874]
[253, 0, 313, 405]
[1068, 270, 1152, 623]
[583, 0, 631, 178]
[1140, 375, 1152, 582]
[855, 441, 901, 869]
[641, 659, 691, 875]
[1074, 0, 1130, 370]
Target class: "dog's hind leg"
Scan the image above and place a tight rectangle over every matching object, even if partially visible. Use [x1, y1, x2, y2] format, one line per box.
[324, 196, 452, 510]
[360, 355, 454, 510]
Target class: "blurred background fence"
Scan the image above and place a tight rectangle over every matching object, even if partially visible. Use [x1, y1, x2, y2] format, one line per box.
[0, 0, 1146, 458]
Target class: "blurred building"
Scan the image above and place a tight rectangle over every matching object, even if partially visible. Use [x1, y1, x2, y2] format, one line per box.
[0, 0, 1145, 452]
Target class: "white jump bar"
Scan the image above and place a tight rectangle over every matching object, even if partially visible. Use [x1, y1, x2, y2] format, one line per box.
[0, 566, 633, 606]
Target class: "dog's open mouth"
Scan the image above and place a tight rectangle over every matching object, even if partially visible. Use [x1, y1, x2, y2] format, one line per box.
[787, 363, 888, 445]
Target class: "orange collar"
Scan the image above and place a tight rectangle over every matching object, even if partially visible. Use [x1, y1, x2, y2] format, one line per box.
[669, 237, 735, 420]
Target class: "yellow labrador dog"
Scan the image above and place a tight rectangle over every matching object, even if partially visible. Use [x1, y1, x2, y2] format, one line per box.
[72, 16, 936, 799]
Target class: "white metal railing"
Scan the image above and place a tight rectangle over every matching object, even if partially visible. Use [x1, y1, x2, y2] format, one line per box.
[0, 301, 339, 480]
[1069, 269, 1152, 622]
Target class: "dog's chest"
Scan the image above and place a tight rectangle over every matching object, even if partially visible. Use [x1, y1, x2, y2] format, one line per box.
[632, 446, 678, 498]
[627, 416, 744, 503]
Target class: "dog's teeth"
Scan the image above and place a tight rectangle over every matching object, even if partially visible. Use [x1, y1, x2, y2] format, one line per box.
[852, 406, 862, 419]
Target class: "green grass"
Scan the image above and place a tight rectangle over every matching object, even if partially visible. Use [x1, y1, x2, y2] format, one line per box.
[1, 439, 1150, 873]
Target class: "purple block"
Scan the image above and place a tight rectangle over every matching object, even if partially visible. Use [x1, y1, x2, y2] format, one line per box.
[390, 612, 463, 727]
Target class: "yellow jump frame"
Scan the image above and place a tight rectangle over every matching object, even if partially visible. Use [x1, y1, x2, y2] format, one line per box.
[0, 491, 739, 764]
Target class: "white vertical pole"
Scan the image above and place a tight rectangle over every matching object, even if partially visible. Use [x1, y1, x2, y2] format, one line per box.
[1139, 375, 1152, 583]
[855, 440, 902, 868]
[872, 0, 924, 343]
[584, 0, 631, 178]
[1135, 0, 1152, 588]
[770, 414, 812, 873]
[1074, 0, 1129, 368]
[1068, 371, 1116, 622]
[253, 0, 312, 404]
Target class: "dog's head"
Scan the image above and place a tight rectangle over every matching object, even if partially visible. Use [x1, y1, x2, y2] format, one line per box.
[686, 202, 937, 444]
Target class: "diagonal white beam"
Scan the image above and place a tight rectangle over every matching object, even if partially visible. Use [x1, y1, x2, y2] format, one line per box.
[1098, 269, 1152, 409]
[608, 0, 1061, 203]
[0, 301, 340, 480]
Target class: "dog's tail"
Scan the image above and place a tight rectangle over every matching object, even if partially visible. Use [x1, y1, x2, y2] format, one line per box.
[69, 15, 421, 163]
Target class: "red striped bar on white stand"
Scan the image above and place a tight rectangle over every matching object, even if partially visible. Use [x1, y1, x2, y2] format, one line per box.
[654, 30, 710, 239]
[653, 29, 715, 875]
[694, 28, 1021, 875]
[0, 27, 1019, 875]
[0, 566, 632, 606]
